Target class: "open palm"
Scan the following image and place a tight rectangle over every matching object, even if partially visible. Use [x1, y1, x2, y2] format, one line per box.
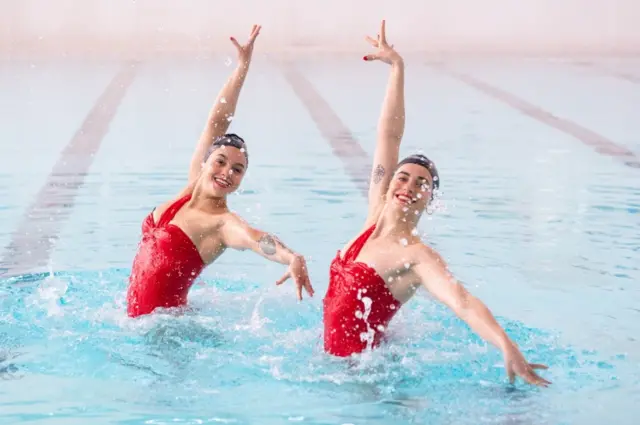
[230, 24, 261, 65]
[363, 20, 402, 65]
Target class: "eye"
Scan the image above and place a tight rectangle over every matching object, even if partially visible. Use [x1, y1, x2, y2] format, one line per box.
[233, 167, 244, 175]
[216, 158, 225, 165]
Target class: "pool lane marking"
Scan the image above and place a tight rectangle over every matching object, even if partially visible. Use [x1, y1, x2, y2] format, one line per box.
[278, 60, 372, 197]
[430, 63, 640, 169]
[572, 61, 640, 85]
[0, 62, 138, 277]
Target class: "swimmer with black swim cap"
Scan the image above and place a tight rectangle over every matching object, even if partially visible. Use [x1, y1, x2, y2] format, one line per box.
[323, 19, 551, 388]
[126, 25, 314, 318]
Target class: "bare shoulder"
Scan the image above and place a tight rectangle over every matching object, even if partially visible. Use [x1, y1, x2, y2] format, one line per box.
[218, 211, 258, 244]
[411, 242, 449, 271]
[222, 211, 250, 229]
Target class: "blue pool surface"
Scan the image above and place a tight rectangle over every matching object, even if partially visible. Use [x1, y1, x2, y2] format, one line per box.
[1, 55, 639, 424]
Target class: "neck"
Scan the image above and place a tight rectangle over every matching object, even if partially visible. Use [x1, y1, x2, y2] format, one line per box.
[376, 203, 421, 237]
[190, 185, 228, 213]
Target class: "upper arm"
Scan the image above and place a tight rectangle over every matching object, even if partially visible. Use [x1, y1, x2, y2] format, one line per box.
[221, 215, 262, 252]
[413, 247, 470, 314]
[188, 129, 225, 183]
[366, 135, 401, 221]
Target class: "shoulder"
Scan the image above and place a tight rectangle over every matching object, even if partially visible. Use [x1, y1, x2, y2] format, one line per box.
[219, 211, 258, 238]
[410, 242, 449, 272]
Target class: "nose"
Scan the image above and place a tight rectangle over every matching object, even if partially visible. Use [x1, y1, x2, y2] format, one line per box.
[402, 181, 414, 194]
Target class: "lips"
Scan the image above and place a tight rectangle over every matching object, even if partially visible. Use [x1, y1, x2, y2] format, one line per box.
[395, 193, 415, 204]
[213, 177, 231, 188]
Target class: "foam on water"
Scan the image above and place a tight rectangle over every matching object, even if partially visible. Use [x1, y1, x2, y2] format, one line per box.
[1, 268, 637, 424]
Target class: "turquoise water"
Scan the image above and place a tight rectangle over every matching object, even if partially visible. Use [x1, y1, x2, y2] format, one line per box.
[1, 57, 640, 424]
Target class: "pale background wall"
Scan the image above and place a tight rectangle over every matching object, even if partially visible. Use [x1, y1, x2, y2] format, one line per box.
[1, 0, 639, 56]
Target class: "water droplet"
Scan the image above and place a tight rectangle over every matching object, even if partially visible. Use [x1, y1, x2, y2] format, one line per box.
[388, 276, 394, 282]
[355, 310, 363, 319]
[377, 325, 385, 332]
[224, 57, 232, 66]
[240, 147, 245, 152]
[411, 228, 419, 236]
[220, 97, 227, 103]
[227, 115, 234, 122]
[404, 263, 410, 269]
[400, 238, 408, 246]
[417, 193, 422, 199]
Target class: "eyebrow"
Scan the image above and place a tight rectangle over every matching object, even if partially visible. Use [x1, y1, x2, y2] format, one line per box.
[215, 152, 246, 169]
[398, 171, 429, 183]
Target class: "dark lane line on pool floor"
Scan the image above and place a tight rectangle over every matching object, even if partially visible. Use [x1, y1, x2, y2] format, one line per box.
[430, 63, 640, 169]
[571, 61, 640, 85]
[0, 62, 138, 278]
[278, 60, 372, 197]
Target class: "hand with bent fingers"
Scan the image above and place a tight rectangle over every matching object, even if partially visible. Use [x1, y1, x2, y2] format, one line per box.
[276, 255, 314, 301]
[231, 24, 261, 66]
[363, 20, 403, 65]
[503, 343, 552, 387]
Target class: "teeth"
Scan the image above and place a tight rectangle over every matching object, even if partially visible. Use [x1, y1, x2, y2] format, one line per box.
[214, 178, 230, 187]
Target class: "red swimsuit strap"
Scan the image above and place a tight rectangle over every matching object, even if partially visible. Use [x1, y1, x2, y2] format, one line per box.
[157, 194, 193, 227]
[343, 224, 376, 263]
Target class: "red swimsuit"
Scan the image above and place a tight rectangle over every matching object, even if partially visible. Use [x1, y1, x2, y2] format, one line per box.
[126, 194, 205, 317]
[323, 224, 402, 356]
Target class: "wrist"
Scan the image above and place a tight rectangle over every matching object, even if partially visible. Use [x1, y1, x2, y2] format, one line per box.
[391, 57, 405, 68]
[499, 334, 515, 354]
[288, 252, 303, 264]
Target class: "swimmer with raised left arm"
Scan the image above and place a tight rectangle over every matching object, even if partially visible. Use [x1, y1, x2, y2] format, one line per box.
[126, 25, 314, 318]
[322, 20, 550, 387]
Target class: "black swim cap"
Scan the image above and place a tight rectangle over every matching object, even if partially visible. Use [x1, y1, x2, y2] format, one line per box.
[397, 154, 440, 190]
[205, 133, 249, 165]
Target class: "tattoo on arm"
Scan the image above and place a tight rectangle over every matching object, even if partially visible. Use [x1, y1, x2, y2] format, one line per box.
[373, 164, 385, 184]
[259, 234, 277, 255]
[258, 234, 295, 256]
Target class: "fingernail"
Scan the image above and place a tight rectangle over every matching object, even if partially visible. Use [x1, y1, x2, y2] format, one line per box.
[363, 56, 368, 61]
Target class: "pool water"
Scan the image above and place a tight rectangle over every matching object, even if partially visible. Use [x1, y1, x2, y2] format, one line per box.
[1, 56, 640, 424]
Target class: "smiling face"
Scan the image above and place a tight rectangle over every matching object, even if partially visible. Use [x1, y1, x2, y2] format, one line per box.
[198, 145, 248, 198]
[385, 163, 435, 215]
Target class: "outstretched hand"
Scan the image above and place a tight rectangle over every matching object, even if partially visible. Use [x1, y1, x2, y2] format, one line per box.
[276, 255, 314, 301]
[504, 344, 551, 387]
[363, 20, 403, 65]
[230, 24, 261, 66]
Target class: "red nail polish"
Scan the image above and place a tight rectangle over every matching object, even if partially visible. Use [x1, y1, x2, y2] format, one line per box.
[363, 56, 368, 61]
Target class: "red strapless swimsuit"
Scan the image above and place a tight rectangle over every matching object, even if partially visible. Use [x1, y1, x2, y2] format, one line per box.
[323, 224, 402, 356]
[126, 194, 205, 317]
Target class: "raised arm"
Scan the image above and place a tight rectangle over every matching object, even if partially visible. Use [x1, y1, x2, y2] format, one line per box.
[222, 215, 314, 301]
[188, 25, 261, 183]
[363, 20, 406, 220]
[413, 247, 551, 387]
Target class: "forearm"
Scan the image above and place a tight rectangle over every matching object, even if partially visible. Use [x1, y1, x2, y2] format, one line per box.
[377, 60, 405, 141]
[202, 62, 251, 138]
[459, 295, 513, 353]
[256, 233, 300, 265]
